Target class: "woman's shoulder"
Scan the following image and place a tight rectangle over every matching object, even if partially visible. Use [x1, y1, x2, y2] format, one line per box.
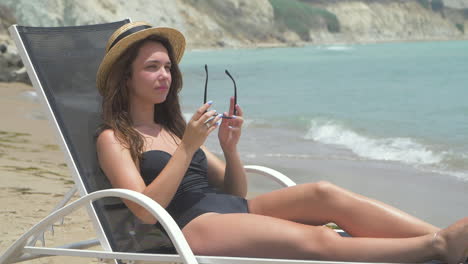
[95, 128, 134, 163]
[97, 128, 116, 142]
[96, 128, 121, 150]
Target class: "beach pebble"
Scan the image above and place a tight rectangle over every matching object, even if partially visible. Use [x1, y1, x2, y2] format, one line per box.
[0, 45, 30, 84]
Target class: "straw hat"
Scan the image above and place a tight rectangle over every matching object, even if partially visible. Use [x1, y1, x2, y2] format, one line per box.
[96, 21, 186, 95]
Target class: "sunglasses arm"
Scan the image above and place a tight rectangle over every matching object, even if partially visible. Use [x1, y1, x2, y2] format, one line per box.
[225, 70, 237, 116]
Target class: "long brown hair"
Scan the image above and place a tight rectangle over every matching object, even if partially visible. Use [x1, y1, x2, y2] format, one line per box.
[99, 35, 185, 163]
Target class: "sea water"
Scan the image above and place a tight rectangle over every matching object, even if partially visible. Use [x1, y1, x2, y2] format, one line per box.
[179, 41, 468, 182]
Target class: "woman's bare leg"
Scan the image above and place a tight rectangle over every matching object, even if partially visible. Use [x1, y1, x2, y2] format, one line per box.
[249, 181, 439, 237]
[182, 213, 468, 263]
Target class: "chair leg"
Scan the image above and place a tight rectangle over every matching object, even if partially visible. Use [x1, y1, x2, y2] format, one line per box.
[27, 185, 78, 247]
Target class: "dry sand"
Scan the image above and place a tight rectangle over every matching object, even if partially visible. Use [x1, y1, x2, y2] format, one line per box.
[0, 82, 104, 263]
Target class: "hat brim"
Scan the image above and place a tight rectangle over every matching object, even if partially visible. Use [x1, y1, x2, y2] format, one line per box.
[96, 26, 185, 95]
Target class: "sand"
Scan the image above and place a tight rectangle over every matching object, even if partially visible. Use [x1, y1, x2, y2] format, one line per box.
[0, 82, 102, 263]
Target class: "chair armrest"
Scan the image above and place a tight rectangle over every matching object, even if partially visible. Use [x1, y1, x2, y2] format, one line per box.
[244, 165, 296, 187]
[0, 189, 197, 264]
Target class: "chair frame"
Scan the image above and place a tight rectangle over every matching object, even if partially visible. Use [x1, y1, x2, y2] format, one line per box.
[2, 22, 357, 264]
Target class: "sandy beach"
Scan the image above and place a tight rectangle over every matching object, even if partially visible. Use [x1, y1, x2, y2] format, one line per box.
[1, 81, 468, 263]
[0, 82, 102, 263]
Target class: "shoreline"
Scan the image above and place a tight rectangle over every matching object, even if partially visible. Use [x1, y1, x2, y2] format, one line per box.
[186, 36, 468, 52]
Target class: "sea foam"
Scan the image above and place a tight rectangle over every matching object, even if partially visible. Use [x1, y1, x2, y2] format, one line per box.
[304, 120, 444, 166]
[323, 45, 353, 51]
[304, 119, 468, 181]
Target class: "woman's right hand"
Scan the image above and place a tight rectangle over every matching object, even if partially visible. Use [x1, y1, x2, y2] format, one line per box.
[181, 101, 222, 154]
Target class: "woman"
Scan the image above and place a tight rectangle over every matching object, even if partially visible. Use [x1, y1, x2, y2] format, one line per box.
[96, 21, 468, 263]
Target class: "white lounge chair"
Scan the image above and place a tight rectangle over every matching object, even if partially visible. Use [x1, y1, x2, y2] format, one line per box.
[2, 19, 355, 264]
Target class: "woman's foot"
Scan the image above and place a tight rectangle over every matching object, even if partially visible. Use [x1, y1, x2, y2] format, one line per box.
[434, 217, 468, 264]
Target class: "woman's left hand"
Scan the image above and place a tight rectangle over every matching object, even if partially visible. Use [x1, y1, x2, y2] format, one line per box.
[218, 96, 243, 152]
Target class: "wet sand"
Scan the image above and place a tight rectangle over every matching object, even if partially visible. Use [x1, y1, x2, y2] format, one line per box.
[242, 153, 468, 229]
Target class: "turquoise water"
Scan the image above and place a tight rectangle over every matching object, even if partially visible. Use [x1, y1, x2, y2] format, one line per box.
[179, 41, 468, 181]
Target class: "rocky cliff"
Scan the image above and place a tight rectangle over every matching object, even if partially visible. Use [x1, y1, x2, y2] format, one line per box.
[1, 0, 467, 83]
[314, 1, 468, 43]
[0, 0, 279, 49]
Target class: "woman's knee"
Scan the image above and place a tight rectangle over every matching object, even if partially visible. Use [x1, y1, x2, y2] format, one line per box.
[309, 181, 340, 200]
[300, 225, 342, 259]
[303, 181, 350, 214]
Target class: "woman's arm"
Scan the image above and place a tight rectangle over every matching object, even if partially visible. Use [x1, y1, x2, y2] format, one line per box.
[223, 147, 247, 197]
[97, 104, 222, 224]
[97, 129, 195, 224]
[203, 146, 247, 197]
[206, 98, 248, 197]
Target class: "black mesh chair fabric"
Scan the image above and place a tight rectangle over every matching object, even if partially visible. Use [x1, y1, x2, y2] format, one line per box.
[16, 20, 175, 254]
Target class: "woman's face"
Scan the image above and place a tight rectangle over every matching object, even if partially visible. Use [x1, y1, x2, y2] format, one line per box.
[127, 41, 172, 105]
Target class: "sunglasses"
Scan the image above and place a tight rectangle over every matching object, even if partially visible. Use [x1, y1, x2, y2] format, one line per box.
[203, 64, 237, 119]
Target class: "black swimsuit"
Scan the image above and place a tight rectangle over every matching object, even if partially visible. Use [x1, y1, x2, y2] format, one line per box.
[140, 148, 249, 229]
